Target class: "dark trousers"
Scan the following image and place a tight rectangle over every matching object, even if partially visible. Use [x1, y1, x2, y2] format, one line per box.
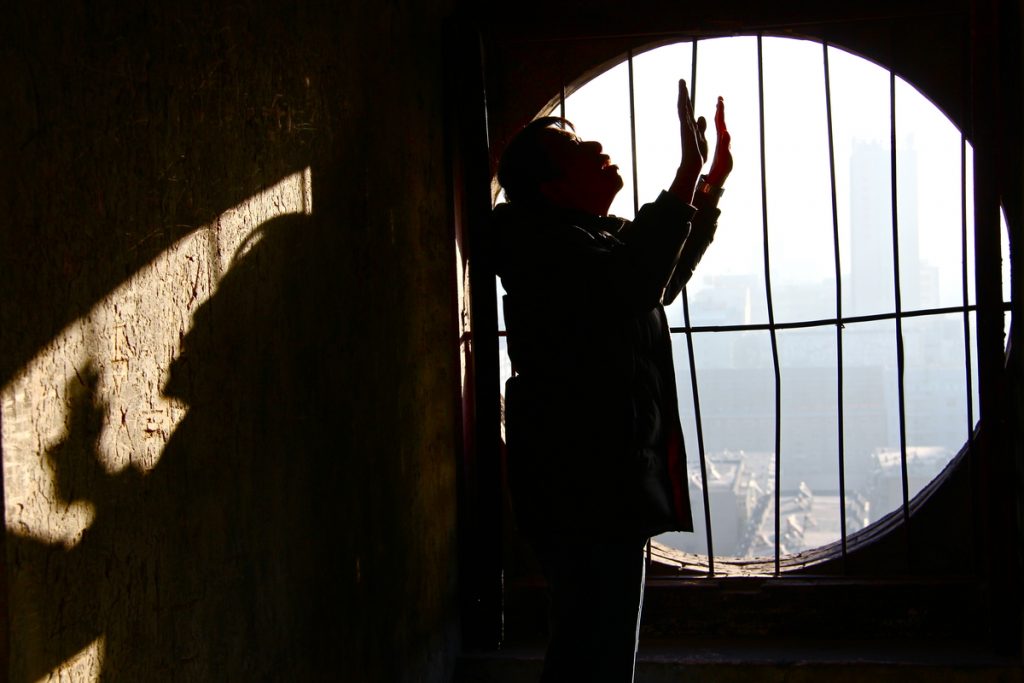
[534, 535, 648, 683]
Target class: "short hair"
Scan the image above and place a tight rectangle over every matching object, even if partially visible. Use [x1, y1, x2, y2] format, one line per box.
[497, 116, 574, 205]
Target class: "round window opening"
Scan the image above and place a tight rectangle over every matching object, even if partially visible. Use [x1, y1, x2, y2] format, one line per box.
[496, 36, 1012, 568]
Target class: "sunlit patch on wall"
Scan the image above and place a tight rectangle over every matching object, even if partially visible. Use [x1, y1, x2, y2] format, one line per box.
[2, 167, 313, 549]
[46, 636, 105, 683]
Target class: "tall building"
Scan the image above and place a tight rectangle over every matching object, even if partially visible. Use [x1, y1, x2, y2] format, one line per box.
[848, 138, 923, 314]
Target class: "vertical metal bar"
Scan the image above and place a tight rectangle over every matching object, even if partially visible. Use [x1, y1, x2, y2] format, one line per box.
[960, 132, 977, 571]
[628, 48, 640, 217]
[682, 297, 714, 573]
[625, 48, 653, 569]
[956, 16, 981, 579]
[961, 140, 975, 436]
[889, 72, 912, 561]
[560, 81, 566, 120]
[757, 34, 783, 576]
[680, 39, 715, 576]
[690, 40, 699, 109]
[823, 44, 848, 566]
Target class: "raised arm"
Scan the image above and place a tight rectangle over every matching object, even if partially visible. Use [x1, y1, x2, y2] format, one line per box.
[668, 79, 709, 205]
[663, 94, 733, 305]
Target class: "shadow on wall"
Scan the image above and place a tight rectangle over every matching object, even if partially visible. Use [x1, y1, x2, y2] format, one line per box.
[1, 0, 328, 388]
[3, 2, 461, 679]
[7, 211, 354, 681]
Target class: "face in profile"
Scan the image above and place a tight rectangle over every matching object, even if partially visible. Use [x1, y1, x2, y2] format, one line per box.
[537, 127, 624, 215]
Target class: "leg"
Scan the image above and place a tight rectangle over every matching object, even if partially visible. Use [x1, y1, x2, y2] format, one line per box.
[537, 536, 647, 683]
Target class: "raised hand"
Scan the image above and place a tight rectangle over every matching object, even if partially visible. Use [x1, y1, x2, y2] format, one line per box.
[706, 96, 733, 187]
[678, 79, 707, 185]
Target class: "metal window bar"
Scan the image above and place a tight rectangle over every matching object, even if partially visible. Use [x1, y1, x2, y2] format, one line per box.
[663, 303, 993, 334]
[498, 303, 1001, 340]
[626, 49, 655, 570]
[755, 34, 784, 576]
[823, 43, 849, 566]
[681, 38, 717, 575]
[960, 133, 976, 443]
[960, 132, 977, 568]
[628, 49, 641, 219]
[889, 72, 912, 563]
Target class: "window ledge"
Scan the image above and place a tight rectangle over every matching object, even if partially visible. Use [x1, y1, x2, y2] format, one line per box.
[457, 641, 1023, 683]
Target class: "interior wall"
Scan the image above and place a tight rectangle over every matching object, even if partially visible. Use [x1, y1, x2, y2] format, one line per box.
[1, 1, 461, 681]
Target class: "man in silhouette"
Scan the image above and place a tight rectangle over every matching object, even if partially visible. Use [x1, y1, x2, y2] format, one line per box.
[494, 79, 732, 682]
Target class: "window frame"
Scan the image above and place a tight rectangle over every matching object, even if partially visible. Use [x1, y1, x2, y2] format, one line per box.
[531, 36, 998, 572]
[449, 0, 1020, 653]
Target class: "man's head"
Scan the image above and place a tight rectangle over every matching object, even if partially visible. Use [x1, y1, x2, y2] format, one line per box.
[497, 117, 623, 216]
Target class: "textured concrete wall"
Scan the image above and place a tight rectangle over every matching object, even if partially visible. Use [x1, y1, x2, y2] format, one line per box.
[1, 1, 459, 681]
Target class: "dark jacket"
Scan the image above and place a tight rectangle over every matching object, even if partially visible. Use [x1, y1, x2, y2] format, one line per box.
[495, 190, 720, 541]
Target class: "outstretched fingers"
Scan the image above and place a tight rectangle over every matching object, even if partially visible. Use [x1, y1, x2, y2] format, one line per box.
[678, 79, 706, 171]
[677, 79, 692, 121]
[715, 96, 727, 136]
[696, 115, 708, 162]
[707, 95, 733, 186]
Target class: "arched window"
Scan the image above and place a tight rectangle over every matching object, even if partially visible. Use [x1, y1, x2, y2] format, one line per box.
[450, 6, 1019, 651]
[495, 37, 1012, 574]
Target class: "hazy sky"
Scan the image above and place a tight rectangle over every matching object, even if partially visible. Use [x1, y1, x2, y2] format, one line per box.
[561, 36, 1010, 312]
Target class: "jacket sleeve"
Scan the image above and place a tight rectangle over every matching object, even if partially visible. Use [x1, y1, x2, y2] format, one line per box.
[600, 190, 696, 312]
[661, 196, 721, 306]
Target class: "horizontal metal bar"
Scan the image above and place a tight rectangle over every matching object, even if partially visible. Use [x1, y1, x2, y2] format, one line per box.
[495, 302, 1009, 338]
[665, 303, 1006, 335]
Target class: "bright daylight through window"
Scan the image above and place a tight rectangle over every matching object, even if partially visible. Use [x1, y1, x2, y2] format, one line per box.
[496, 36, 1011, 567]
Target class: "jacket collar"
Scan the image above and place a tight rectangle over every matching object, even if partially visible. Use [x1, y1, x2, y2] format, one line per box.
[497, 200, 625, 235]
